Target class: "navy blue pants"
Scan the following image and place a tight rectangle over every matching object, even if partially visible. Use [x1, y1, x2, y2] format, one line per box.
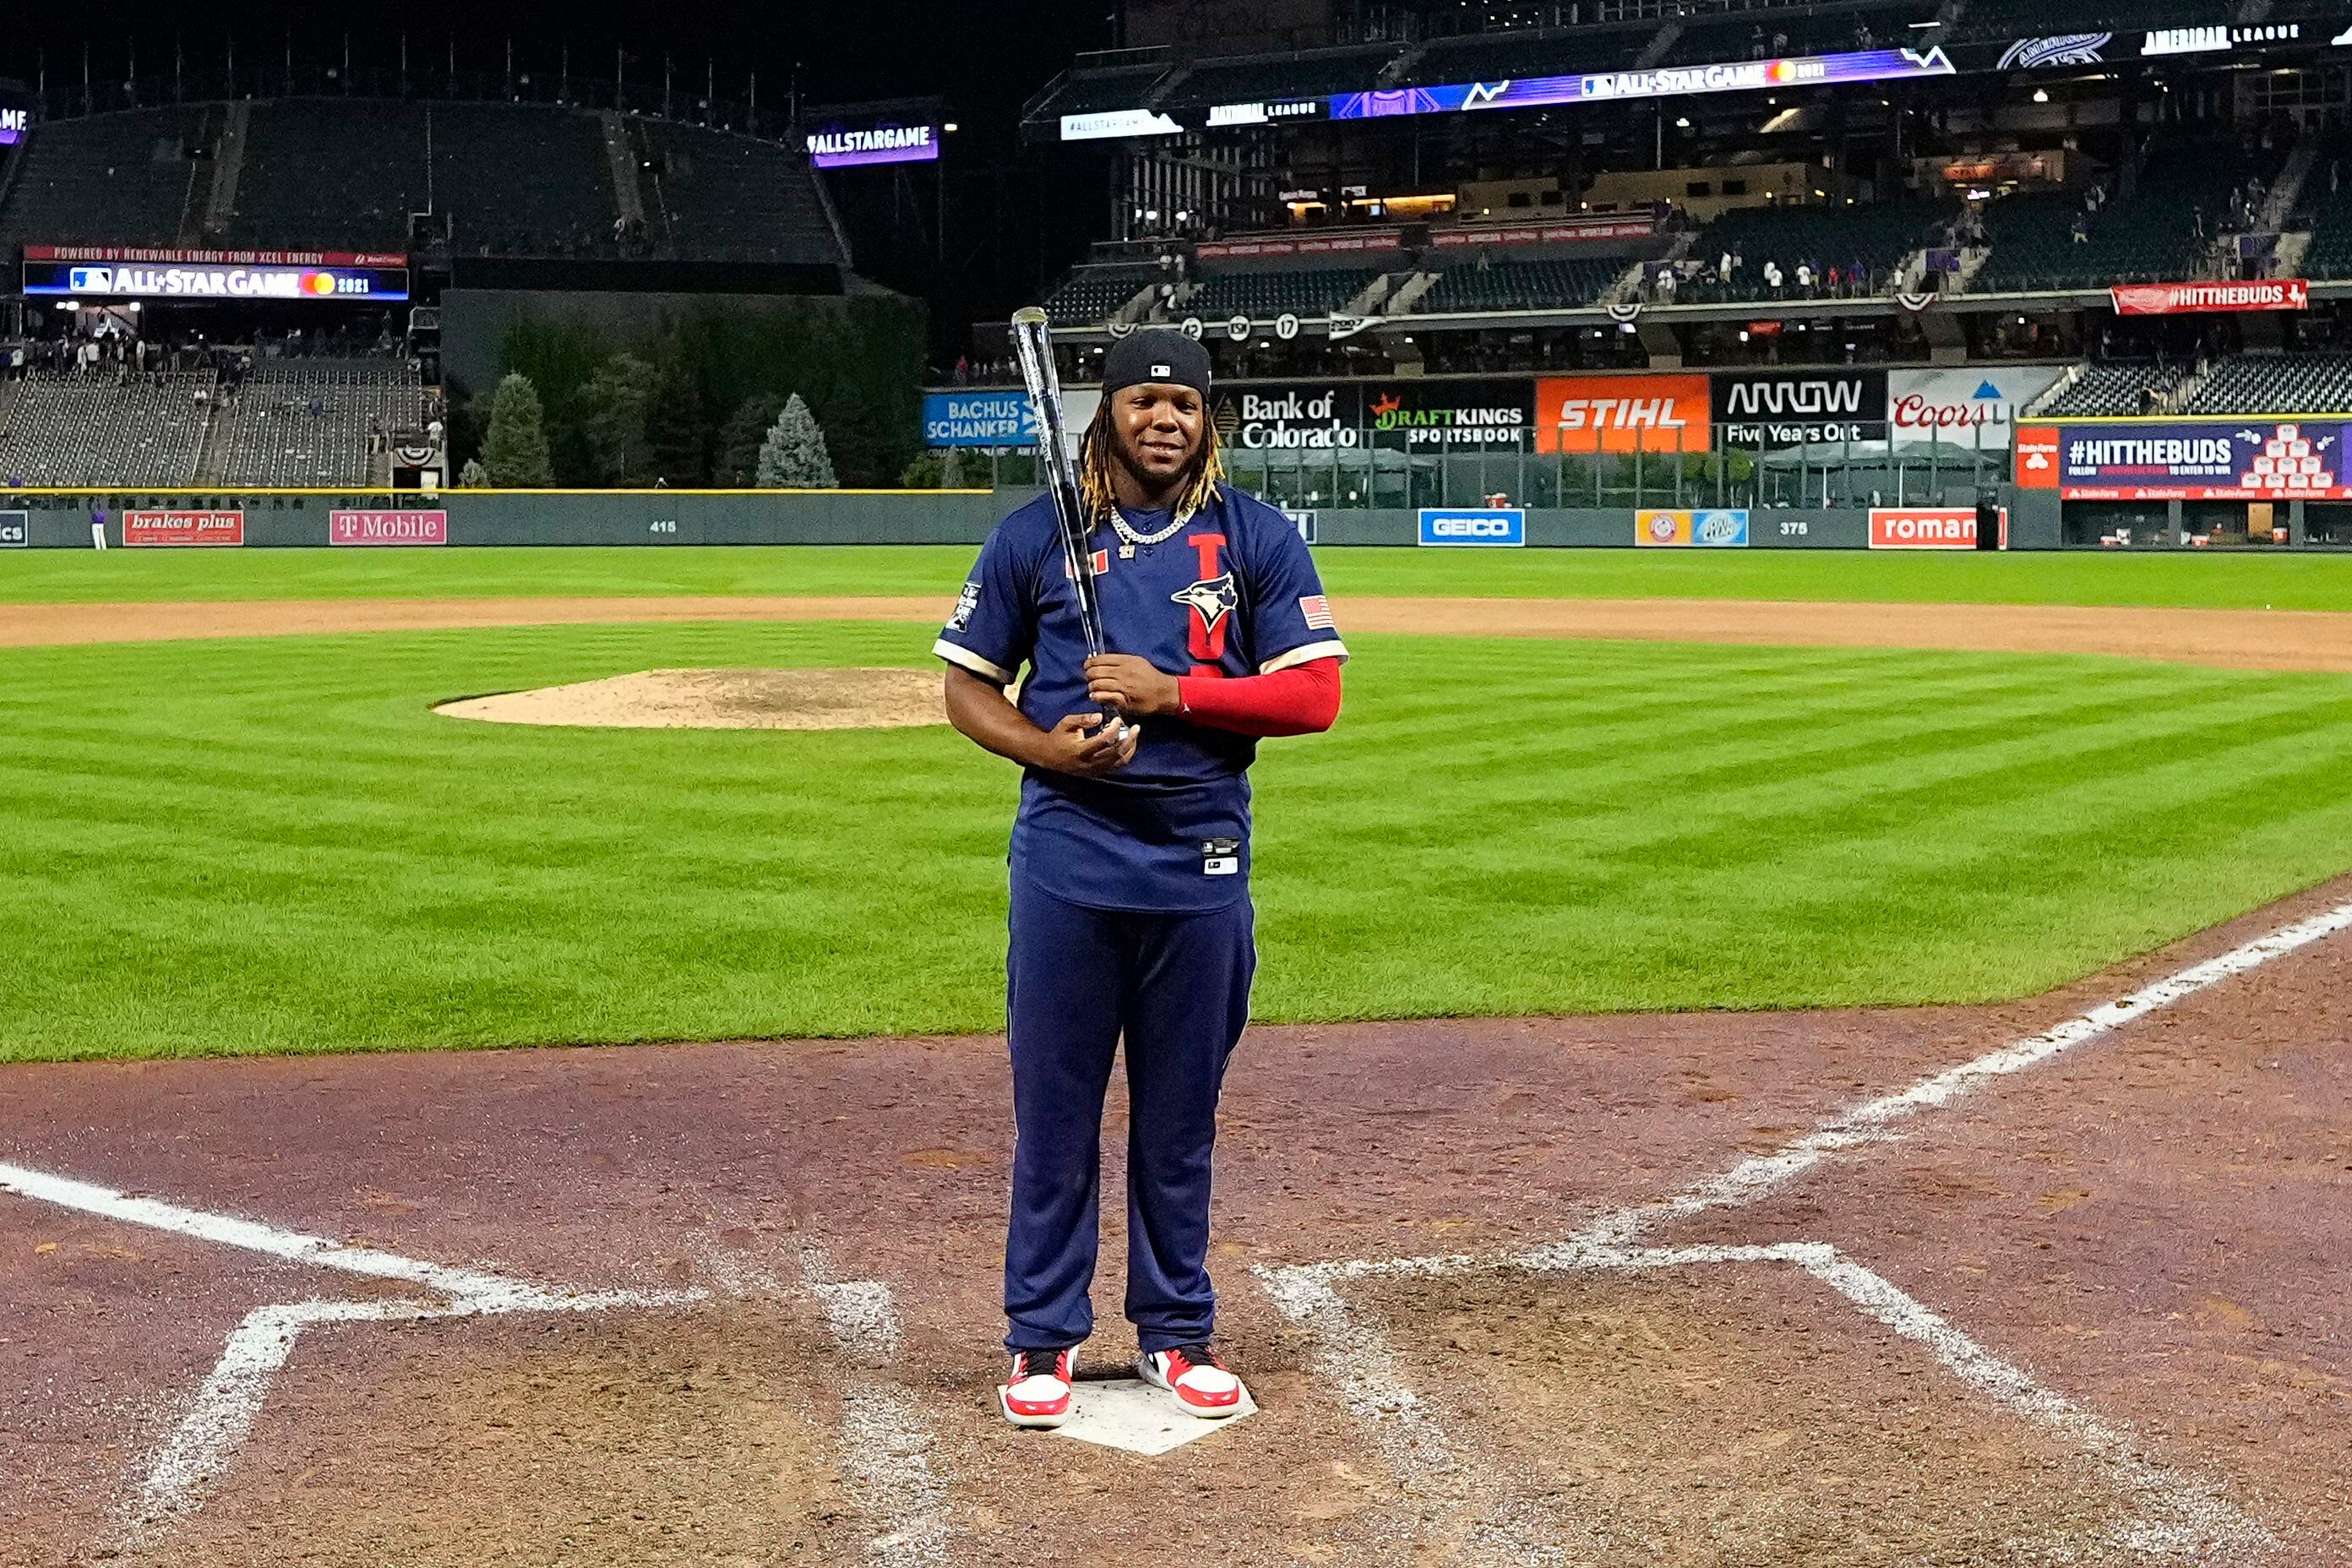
[1003, 874, 1255, 1354]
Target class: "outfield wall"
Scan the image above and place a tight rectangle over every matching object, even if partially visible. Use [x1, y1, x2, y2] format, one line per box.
[0, 487, 2057, 549]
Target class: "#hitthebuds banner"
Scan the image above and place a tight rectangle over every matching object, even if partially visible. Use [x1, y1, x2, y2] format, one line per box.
[2045, 421, 2352, 501]
[2109, 279, 2309, 315]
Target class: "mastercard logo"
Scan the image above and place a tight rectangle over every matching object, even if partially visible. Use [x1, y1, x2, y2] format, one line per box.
[1766, 59, 1800, 83]
[298, 270, 340, 296]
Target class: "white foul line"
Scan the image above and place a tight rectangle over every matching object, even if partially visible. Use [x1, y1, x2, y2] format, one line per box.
[0, 1157, 704, 1533]
[1256, 897, 2352, 1560]
[1271, 894, 2352, 1293]
[801, 1249, 949, 1568]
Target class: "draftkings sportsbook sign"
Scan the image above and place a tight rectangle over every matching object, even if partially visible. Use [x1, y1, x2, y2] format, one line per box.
[1214, 380, 1533, 451]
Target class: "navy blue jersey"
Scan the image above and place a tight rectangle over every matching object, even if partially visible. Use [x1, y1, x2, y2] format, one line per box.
[935, 482, 1348, 912]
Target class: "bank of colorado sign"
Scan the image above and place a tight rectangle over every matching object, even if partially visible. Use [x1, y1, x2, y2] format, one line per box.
[331, 509, 448, 547]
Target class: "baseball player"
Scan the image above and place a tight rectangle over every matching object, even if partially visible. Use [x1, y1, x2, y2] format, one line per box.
[934, 329, 1347, 1427]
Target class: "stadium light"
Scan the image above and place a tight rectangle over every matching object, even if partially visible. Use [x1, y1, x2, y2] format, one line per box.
[1674, 116, 1690, 128]
[944, 122, 958, 132]
[2033, 87, 2050, 102]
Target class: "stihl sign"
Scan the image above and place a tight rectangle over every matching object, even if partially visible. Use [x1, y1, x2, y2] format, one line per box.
[2110, 279, 2308, 316]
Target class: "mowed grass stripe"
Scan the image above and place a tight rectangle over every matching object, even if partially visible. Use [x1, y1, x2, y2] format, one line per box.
[8, 622, 2352, 1061]
[10, 542, 2352, 610]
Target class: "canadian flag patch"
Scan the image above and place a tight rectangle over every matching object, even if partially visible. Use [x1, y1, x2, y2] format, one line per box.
[1298, 594, 1335, 630]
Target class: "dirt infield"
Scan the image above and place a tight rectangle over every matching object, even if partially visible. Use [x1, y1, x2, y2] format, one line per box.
[4, 877, 2349, 1566]
[10, 592, 2352, 671]
[433, 667, 948, 730]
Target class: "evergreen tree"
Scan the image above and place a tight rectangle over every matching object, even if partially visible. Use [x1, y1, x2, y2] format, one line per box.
[755, 395, 838, 488]
[458, 457, 488, 487]
[939, 447, 966, 489]
[479, 373, 554, 487]
[577, 354, 658, 487]
[716, 395, 787, 487]
[900, 451, 945, 489]
[645, 353, 709, 487]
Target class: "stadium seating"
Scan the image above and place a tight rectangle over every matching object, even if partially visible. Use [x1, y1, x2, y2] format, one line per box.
[2292, 138, 2352, 281]
[0, 107, 213, 248]
[1676, 200, 1946, 302]
[432, 104, 613, 253]
[637, 120, 845, 264]
[1043, 266, 1163, 324]
[1970, 134, 2268, 293]
[2030, 362, 2187, 417]
[0, 369, 215, 486]
[211, 362, 428, 487]
[1174, 46, 1398, 105]
[1180, 267, 1381, 319]
[1417, 256, 1627, 313]
[1951, 0, 2226, 43]
[1658, 6, 1931, 68]
[2181, 355, 2352, 416]
[229, 100, 431, 248]
[1395, 28, 1637, 87]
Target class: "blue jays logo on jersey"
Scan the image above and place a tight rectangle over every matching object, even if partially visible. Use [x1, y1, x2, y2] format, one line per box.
[1172, 572, 1239, 635]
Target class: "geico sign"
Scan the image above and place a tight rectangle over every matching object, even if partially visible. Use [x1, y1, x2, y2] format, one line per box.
[1431, 516, 1513, 537]
[1869, 507, 1999, 549]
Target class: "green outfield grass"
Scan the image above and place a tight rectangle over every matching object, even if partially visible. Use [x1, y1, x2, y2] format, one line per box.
[7, 620, 2352, 1063]
[7, 543, 2352, 611]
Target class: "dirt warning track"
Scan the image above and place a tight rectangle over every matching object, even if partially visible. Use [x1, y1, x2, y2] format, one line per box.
[8, 592, 2352, 672]
[4, 878, 2350, 1566]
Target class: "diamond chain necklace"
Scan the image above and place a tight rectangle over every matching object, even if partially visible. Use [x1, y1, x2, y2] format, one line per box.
[1109, 506, 1187, 548]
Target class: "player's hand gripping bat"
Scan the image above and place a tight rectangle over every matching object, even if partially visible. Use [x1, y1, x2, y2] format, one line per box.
[1010, 306, 1124, 734]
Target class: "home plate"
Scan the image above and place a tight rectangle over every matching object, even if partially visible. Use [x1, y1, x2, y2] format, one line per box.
[1053, 1378, 1259, 1455]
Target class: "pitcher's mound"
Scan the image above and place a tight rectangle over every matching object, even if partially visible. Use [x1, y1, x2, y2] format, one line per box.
[434, 667, 944, 731]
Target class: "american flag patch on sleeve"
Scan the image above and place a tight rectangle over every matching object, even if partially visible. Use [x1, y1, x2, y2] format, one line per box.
[1299, 594, 1336, 630]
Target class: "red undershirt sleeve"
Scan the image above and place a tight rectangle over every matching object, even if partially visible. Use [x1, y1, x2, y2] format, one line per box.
[1175, 658, 1342, 738]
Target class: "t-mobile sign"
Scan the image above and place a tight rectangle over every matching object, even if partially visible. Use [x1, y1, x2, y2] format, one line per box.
[330, 509, 448, 547]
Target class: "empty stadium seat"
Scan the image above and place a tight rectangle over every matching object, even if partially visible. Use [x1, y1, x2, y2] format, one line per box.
[0, 108, 213, 248]
[0, 368, 215, 486]
[2032, 362, 2187, 417]
[1970, 133, 2273, 293]
[1678, 200, 1946, 302]
[229, 100, 430, 249]
[211, 362, 430, 487]
[1179, 267, 1380, 320]
[1043, 266, 1162, 324]
[2181, 355, 2352, 416]
[638, 119, 846, 265]
[1418, 256, 1626, 313]
[432, 104, 613, 253]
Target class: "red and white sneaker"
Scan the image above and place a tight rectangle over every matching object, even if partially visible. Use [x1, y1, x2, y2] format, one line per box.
[1138, 1344, 1245, 1418]
[998, 1347, 1076, 1429]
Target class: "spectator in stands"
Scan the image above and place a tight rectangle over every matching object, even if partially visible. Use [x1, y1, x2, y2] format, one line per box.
[1719, 248, 1733, 283]
[1795, 260, 1812, 293]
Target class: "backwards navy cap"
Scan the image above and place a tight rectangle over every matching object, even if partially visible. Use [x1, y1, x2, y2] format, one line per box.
[1100, 329, 1211, 400]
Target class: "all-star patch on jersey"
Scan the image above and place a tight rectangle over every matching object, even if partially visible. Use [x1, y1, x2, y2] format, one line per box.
[934, 482, 1348, 912]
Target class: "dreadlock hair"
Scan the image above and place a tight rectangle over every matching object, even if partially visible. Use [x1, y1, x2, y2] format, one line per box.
[1076, 397, 1228, 526]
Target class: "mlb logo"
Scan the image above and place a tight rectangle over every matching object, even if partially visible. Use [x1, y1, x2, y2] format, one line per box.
[68, 265, 110, 291]
[1150, 362, 1172, 378]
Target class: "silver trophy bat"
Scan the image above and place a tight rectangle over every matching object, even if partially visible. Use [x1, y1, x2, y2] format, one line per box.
[1010, 308, 1115, 695]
